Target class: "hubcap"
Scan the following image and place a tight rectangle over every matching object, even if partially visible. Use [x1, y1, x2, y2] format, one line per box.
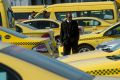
[79, 48, 90, 53]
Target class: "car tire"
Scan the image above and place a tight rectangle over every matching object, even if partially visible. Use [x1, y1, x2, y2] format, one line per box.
[78, 45, 94, 53]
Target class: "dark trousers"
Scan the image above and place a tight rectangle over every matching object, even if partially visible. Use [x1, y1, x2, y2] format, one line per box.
[63, 41, 78, 56]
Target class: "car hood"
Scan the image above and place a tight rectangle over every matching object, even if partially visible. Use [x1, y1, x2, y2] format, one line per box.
[57, 50, 108, 63]
[94, 76, 120, 80]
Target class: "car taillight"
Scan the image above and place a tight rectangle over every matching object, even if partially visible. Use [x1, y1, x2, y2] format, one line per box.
[33, 44, 48, 53]
[42, 33, 50, 38]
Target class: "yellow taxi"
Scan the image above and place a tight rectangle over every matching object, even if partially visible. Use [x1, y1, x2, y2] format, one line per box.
[15, 22, 57, 51]
[0, 27, 54, 55]
[22, 19, 61, 42]
[0, 42, 119, 80]
[57, 39, 120, 63]
[73, 17, 111, 33]
[35, 2, 118, 23]
[68, 54, 120, 77]
[59, 21, 120, 55]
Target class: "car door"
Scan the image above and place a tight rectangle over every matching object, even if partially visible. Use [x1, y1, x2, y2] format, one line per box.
[0, 63, 22, 80]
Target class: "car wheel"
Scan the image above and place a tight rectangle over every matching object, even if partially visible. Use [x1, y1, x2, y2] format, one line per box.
[78, 45, 94, 53]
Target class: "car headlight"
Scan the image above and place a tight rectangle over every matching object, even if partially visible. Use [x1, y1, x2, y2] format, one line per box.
[33, 43, 48, 53]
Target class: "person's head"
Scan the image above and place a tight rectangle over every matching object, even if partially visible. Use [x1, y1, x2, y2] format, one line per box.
[66, 12, 72, 21]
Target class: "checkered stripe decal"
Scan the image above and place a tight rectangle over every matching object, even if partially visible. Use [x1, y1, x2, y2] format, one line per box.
[10, 42, 41, 45]
[80, 37, 106, 41]
[86, 68, 120, 75]
[81, 37, 120, 41]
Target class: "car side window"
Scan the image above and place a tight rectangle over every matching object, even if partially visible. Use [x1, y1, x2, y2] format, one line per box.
[24, 21, 38, 29]
[25, 21, 50, 29]
[50, 22, 59, 28]
[0, 63, 22, 80]
[77, 19, 100, 27]
[105, 24, 120, 36]
[14, 13, 31, 20]
[37, 21, 50, 29]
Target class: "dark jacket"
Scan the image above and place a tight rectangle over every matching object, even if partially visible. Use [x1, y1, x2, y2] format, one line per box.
[60, 20, 79, 44]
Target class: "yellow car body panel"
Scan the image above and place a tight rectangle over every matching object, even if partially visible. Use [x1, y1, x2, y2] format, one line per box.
[0, 53, 67, 80]
[22, 19, 61, 37]
[73, 17, 111, 33]
[68, 56, 120, 77]
[12, 6, 44, 13]
[58, 49, 120, 63]
[15, 22, 57, 49]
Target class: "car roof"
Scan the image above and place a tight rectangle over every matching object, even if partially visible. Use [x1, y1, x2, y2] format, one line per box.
[22, 19, 61, 24]
[48, 1, 114, 8]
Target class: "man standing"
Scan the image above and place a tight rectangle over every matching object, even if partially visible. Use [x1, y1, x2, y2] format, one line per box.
[60, 13, 79, 56]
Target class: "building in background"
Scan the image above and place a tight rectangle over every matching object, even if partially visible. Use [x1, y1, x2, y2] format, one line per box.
[9, 0, 30, 6]
[9, 0, 114, 6]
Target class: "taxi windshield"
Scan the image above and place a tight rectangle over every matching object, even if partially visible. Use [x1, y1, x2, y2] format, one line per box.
[0, 44, 94, 80]
[17, 23, 37, 30]
[0, 27, 27, 38]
